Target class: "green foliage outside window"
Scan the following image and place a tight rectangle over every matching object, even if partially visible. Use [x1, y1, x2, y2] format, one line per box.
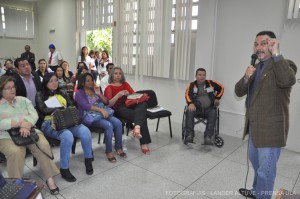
[86, 28, 112, 57]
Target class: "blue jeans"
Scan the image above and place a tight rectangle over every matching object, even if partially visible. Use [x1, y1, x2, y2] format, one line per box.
[91, 116, 122, 153]
[41, 120, 93, 169]
[249, 132, 281, 199]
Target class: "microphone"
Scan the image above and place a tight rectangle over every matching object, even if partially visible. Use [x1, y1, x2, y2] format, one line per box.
[251, 53, 258, 66]
[249, 54, 258, 78]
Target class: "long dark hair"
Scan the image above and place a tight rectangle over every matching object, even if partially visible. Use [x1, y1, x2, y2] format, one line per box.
[41, 72, 60, 99]
[77, 73, 94, 90]
[81, 46, 88, 62]
[55, 65, 66, 81]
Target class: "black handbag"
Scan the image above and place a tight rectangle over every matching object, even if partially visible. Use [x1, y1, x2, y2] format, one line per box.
[7, 127, 54, 160]
[51, 106, 81, 131]
[7, 127, 39, 146]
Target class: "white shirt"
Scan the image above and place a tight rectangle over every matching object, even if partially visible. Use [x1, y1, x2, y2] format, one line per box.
[100, 74, 109, 94]
[48, 51, 63, 66]
[77, 56, 96, 71]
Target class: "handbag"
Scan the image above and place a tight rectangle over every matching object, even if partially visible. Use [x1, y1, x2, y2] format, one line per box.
[7, 127, 54, 160]
[51, 106, 81, 131]
[83, 102, 115, 125]
[125, 93, 150, 107]
[7, 127, 39, 146]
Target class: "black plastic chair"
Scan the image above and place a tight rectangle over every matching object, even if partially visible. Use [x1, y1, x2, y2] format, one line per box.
[182, 105, 224, 147]
[136, 90, 173, 138]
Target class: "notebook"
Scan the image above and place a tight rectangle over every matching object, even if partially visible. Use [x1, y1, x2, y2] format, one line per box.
[0, 172, 37, 199]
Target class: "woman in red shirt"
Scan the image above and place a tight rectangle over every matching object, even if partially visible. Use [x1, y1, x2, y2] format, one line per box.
[104, 67, 151, 154]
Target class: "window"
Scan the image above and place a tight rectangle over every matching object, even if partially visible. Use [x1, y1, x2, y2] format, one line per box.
[79, 0, 198, 80]
[78, 0, 114, 31]
[171, 0, 198, 44]
[0, 7, 4, 37]
[0, 6, 34, 38]
[173, 0, 197, 80]
[287, 0, 300, 19]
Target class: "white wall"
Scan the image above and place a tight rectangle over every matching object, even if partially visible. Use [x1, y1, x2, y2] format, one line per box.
[35, 0, 77, 71]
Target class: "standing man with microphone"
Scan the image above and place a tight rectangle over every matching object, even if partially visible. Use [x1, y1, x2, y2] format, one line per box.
[235, 31, 297, 199]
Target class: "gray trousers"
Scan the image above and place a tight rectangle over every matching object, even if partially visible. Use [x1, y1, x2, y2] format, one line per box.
[185, 107, 216, 138]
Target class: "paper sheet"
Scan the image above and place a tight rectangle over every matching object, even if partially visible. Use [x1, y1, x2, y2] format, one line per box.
[147, 106, 165, 113]
[44, 96, 62, 108]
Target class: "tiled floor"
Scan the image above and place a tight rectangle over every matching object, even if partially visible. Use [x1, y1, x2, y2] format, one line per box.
[1, 120, 300, 199]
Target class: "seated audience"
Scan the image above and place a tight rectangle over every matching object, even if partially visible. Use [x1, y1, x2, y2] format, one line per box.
[60, 61, 74, 84]
[0, 76, 59, 195]
[55, 65, 68, 90]
[0, 63, 5, 76]
[98, 50, 111, 79]
[72, 64, 93, 99]
[36, 73, 93, 182]
[6, 58, 41, 105]
[100, 63, 114, 94]
[4, 59, 14, 70]
[184, 68, 224, 145]
[8, 58, 43, 127]
[4, 59, 16, 75]
[75, 73, 126, 162]
[104, 67, 152, 154]
[35, 59, 52, 82]
[94, 51, 101, 69]
[88, 50, 98, 81]
[71, 62, 89, 83]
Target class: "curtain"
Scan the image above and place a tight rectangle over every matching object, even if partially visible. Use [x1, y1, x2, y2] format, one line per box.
[77, 0, 114, 32]
[139, 0, 172, 78]
[173, 0, 193, 80]
[288, 0, 300, 19]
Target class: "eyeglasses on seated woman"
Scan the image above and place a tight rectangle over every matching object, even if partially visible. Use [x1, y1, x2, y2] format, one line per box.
[0, 75, 60, 195]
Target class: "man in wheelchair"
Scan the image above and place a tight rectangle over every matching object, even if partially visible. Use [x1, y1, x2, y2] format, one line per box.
[184, 68, 224, 145]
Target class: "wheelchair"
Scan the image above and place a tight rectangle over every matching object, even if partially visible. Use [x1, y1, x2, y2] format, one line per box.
[182, 105, 224, 148]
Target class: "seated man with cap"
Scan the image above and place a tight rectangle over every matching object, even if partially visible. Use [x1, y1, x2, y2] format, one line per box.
[48, 44, 63, 72]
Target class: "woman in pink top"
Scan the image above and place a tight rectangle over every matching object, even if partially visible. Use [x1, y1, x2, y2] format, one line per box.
[104, 67, 151, 154]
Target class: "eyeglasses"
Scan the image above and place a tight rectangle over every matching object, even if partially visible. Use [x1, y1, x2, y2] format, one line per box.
[3, 86, 16, 91]
[254, 40, 269, 48]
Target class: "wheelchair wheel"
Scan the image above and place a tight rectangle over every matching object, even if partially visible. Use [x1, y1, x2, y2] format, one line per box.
[182, 108, 187, 141]
[214, 135, 224, 148]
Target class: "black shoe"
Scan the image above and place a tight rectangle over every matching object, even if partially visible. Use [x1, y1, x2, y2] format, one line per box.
[184, 134, 194, 145]
[204, 136, 213, 145]
[60, 168, 77, 182]
[46, 180, 59, 195]
[239, 188, 256, 199]
[85, 158, 94, 175]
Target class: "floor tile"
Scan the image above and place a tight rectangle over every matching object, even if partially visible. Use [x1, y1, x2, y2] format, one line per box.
[59, 163, 185, 199]
[1, 120, 300, 199]
[130, 142, 223, 187]
[189, 159, 254, 199]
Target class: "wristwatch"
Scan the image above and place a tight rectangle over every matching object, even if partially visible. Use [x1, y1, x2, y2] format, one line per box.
[273, 52, 281, 57]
